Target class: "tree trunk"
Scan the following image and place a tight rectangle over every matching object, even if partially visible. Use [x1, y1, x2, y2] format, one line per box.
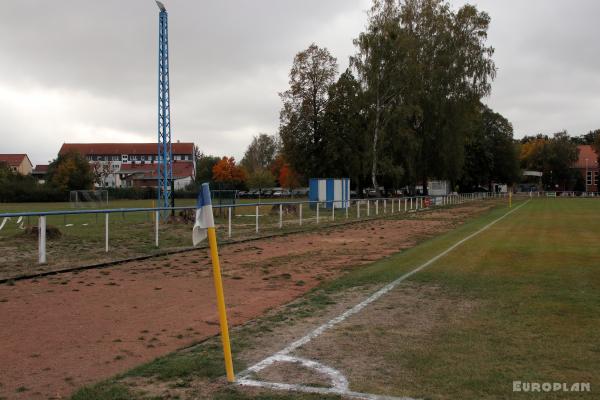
[371, 98, 381, 197]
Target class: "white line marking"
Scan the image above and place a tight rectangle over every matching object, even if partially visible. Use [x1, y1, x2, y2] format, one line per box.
[237, 200, 529, 398]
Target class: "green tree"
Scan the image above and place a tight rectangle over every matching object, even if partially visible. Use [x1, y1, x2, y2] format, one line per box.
[195, 153, 220, 184]
[321, 69, 370, 195]
[46, 151, 94, 191]
[400, 0, 496, 193]
[352, 0, 406, 194]
[279, 43, 338, 179]
[460, 105, 520, 191]
[246, 168, 276, 200]
[240, 134, 279, 175]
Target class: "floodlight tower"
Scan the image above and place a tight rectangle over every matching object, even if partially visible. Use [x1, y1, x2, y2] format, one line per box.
[156, 0, 173, 214]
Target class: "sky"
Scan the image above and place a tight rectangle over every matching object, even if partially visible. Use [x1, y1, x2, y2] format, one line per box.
[1, 0, 599, 166]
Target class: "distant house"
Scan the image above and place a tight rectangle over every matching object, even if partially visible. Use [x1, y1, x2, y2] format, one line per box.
[0, 154, 33, 175]
[119, 162, 195, 190]
[58, 142, 195, 188]
[32, 164, 49, 183]
[573, 145, 599, 192]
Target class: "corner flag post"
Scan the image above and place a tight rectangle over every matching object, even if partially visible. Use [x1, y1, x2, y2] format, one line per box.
[193, 183, 235, 382]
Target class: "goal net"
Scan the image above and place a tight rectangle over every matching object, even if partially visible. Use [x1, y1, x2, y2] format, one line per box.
[69, 190, 109, 208]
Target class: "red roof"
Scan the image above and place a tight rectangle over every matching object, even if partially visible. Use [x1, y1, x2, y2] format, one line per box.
[119, 162, 194, 179]
[59, 142, 194, 156]
[574, 145, 599, 169]
[0, 154, 30, 167]
[33, 164, 49, 173]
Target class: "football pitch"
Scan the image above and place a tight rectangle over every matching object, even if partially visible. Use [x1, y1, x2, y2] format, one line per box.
[48, 197, 600, 398]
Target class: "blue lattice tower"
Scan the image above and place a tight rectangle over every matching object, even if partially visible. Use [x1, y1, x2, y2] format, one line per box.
[156, 1, 173, 215]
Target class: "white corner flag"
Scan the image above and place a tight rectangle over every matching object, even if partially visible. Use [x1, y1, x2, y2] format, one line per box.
[192, 183, 215, 246]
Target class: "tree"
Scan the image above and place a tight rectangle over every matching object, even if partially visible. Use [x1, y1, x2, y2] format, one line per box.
[279, 43, 338, 179]
[460, 104, 520, 191]
[195, 153, 220, 184]
[279, 163, 301, 191]
[46, 151, 94, 191]
[399, 0, 496, 193]
[246, 168, 275, 192]
[352, 0, 405, 194]
[321, 69, 370, 195]
[519, 132, 578, 190]
[241, 134, 279, 175]
[91, 162, 112, 187]
[212, 157, 246, 186]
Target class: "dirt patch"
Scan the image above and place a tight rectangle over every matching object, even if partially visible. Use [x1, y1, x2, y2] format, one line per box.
[291, 283, 478, 397]
[0, 203, 492, 399]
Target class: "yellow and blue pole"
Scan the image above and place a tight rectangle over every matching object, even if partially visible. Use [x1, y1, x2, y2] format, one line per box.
[193, 183, 235, 382]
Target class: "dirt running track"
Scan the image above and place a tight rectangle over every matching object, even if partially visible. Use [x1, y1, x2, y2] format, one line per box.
[0, 204, 489, 399]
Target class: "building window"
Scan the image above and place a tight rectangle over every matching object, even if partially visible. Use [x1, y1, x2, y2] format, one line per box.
[587, 171, 593, 186]
[595, 171, 599, 186]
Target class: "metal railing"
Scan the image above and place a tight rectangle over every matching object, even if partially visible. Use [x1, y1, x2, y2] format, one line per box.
[0, 192, 504, 268]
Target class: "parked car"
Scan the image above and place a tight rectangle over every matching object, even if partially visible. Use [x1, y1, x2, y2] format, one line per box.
[292, 188, 309, 197]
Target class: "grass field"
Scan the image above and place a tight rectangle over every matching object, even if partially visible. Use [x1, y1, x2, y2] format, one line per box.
[70, 197, 600, 399]
[0, 197, 390, 280]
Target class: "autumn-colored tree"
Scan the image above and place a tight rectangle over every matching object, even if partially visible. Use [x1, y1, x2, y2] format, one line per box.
[279, 163, 300, 191]
[46, 151, 94, 191]
[212, 157, 246, 185]
[269, 154, 286, 185]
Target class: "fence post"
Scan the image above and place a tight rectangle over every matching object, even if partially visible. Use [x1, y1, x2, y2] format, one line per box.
[38, 216, 46, 264]
[332, 202, 335, 221]
[346, 201, 349, 219]
[279, 203, 283, 229]
[228, 207, 232, 238]
[391, 199, 393, 213]
[316, 202, 320, 224]
[375, 200, 379, 215]
[255, 205, 259, 233]
[367, 200, 370, 216]
[155, 211, 159, 247]
[410, 197, 413, 210]
[299, 203, 303, 226]
[357, 201, 360, 219]
[105, 213, 109, 252]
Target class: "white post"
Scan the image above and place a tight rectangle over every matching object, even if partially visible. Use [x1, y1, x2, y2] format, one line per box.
[375, 200, 379, 215]
[410, 197, 413, 210]
[255, 205, 259, 233]
[279, 203, 283, 229]
[345, 202, 349, 219]
[38, 216, 46, 264]
[357, 201, 361, 218]
[367, 200, 370, 216]
[384, 199, 387, 214]
[391, 199, 394, 213]
[299, 203, 303, 226]
[155, 211, 159, 247]
[105, 213, 109, 252]
[316, 202, 320, 224]
[228, 207, 232, 238]
[332, 202, 335, 221]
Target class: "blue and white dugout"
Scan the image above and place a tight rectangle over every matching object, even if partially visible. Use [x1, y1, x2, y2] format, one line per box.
[192, 183, 215, 246]
[309, 178, 350, 209]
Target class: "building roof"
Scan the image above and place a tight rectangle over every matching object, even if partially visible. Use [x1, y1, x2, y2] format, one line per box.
[59, 142, 194, 156]
[574, 145, 599, 169]
[119, 162, 194, 179]
[0, 154, 31, 167]
[32, 164, 49, 174]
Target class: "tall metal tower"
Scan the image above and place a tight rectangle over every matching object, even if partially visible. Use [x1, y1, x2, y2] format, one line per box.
[156, 0, 173, 213]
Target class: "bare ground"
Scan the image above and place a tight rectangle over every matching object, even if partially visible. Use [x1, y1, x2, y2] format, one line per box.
[0, 202, 493, 399]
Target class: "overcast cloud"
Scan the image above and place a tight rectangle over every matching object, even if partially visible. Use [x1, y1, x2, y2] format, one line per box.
[1, 0, 599, 166]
